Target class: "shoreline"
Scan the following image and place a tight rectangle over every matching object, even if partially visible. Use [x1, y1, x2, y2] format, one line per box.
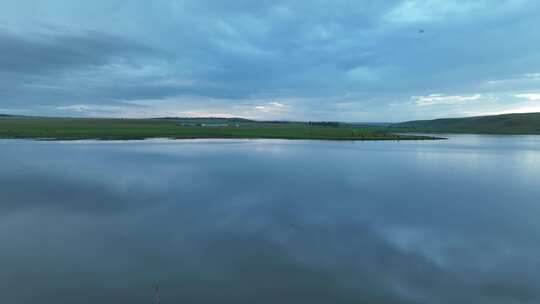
[0, 134, 445, 141]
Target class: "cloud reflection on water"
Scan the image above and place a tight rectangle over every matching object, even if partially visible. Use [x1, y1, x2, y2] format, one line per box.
[1, 136, 540, 303]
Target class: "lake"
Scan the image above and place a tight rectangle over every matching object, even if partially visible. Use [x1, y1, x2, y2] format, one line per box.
[1, 135, 540, 304]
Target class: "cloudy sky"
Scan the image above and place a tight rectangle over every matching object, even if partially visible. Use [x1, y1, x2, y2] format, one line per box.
[1, 0, 540, 121]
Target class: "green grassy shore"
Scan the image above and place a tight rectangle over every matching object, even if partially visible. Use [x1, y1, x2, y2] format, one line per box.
[0, 116, 439, 141]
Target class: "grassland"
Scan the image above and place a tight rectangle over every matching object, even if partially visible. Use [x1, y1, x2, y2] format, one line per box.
[389, 112, 540, 134]
[0, 116, 438, 141]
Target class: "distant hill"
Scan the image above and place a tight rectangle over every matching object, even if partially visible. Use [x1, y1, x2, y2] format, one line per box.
[390, 112, 540, 134]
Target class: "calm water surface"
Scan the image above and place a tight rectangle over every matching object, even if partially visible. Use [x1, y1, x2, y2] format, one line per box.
[1, 135, 540, 304]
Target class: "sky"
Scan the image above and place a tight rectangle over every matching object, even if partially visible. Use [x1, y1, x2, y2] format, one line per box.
[1, 0, 540, 122]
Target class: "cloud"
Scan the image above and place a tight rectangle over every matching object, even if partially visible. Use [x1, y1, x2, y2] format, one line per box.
[411, 94, 484, 106]
[384, 0, 486, 24]
[253, 101, 289, 115]
[1, 0, 540, 120]
[515, 93, 540, 101]
[51, 97, 295, 120]
[524, 73, 540, 79]
[0, 29, 154, 74]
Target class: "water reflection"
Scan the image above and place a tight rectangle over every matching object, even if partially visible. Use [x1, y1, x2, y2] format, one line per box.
[1, 136, 540, 303]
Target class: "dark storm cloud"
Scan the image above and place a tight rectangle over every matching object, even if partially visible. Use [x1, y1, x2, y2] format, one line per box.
[0, 28, 173, 106]
[0, 30, 153, 74]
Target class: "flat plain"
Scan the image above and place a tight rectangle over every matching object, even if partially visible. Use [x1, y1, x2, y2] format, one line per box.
[0, 116, 437, 140]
